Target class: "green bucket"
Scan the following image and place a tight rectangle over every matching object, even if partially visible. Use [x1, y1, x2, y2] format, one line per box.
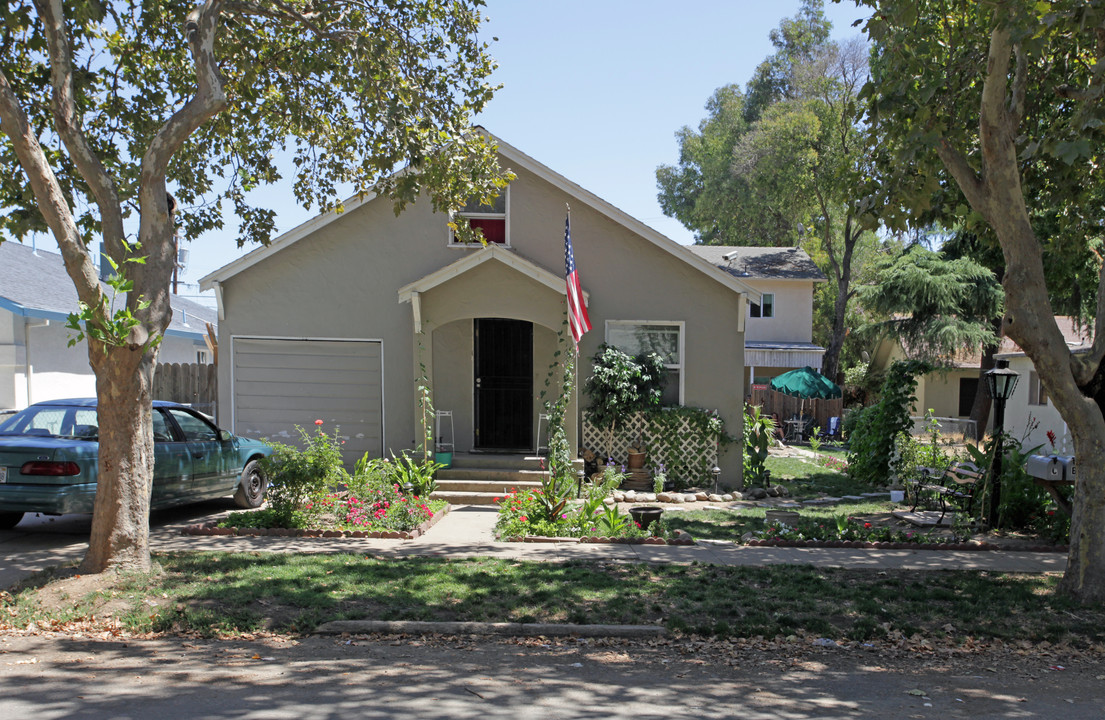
[434, 451, 453, 468]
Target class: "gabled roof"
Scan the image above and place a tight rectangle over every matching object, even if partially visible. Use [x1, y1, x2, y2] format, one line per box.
[397, 243, 585, 304]
[686, 245, 827, 281]
[199, 129, 759, 301]
[0, 241, 216, 339]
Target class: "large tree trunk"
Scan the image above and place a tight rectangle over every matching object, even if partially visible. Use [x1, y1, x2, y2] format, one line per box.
[82, 342, 159, 573]
[935, 24, 1105, 602]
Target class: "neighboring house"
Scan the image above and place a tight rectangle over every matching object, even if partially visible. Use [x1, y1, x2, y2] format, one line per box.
[0, 241, 217, 411]
[869, 317, 1091, 447]
[198, 131, 758, 486]
[687, 246, 827, 387]
[997, 320, 1091, 452]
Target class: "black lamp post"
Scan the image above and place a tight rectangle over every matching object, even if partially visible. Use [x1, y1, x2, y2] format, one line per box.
[984, 359, 1020, 527]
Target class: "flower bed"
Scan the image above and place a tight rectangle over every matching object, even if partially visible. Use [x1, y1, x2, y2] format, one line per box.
[183, 502, 450, 540]
[493, 463, 682, 543]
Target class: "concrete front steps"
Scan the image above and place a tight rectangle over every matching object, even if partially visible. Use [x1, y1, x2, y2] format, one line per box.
[431, 453, 545, 505]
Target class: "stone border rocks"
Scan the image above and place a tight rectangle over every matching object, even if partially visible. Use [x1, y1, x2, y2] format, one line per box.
[181, 503, 451, 540]
[742, 537, 1069, 552]
[502, 529, 695, 546]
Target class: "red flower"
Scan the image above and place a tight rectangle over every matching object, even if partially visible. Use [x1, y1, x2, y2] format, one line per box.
[864, 522, 872, 529]
[315, 419, 323, 426]
[520, 516, 528, 522]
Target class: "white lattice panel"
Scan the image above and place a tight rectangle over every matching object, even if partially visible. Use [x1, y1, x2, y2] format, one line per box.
[582, 411, 720, 488]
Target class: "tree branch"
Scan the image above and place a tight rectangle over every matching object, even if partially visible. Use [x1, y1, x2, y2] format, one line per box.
[34, 0, 126, 259]
[142, 1, 228, 182]
[0, 68, 104, 310]
[1073, 254, 1105, 386]
[1009, 42, 1027, 127]
[223, 0, 355, 40]
[935, 140, 987, 211]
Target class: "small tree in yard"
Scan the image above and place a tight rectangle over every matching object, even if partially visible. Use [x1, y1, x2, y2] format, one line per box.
[583, 344, 666, 461]
[0, 0, 508, 574]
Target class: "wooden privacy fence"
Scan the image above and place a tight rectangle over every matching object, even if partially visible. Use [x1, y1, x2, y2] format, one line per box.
[153, 363, 217, 420]
[749, 385, 843, 434]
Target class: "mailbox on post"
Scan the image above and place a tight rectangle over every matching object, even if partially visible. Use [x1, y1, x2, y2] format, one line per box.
[1025, 454, 1065, 481]
[1057, 456, 1076, 482]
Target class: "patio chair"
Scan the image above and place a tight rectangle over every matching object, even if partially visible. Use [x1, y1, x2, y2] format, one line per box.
[817, 416, 840, 442]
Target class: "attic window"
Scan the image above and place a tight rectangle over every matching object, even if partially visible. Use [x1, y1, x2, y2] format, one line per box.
[451, 191, 508, 246]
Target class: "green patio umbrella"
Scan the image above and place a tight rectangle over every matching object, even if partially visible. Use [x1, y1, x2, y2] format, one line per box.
[769, 367, 841, 438]
[769, 366, 842, 400]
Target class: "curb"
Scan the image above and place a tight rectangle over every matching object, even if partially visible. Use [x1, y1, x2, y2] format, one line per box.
[315, 620, 665, 638]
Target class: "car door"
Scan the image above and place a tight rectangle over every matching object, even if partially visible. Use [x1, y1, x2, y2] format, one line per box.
[165, 408, 234, 498]
[151, 409, 193, 508]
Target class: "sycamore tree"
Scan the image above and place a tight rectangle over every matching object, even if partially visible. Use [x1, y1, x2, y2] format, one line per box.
[0, 0, 507, 574]
[852, 0, 1105, 601]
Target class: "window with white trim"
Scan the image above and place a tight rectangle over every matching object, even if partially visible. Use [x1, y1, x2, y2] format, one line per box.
[196, 349, 209, 364]
[749, 293, 774, 318]
[450, 191, 508, 246]
[606, 321, 683, 406]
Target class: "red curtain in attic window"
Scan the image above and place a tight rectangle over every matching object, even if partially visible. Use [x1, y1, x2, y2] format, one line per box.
[468, 217, 506, 244]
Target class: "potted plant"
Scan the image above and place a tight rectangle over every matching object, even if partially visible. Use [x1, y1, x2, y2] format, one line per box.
[583, 344, 665, 461]
[626, 438, 647, 470]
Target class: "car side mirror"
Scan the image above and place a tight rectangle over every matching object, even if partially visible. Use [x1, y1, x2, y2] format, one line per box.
[219, 429, 234, 443]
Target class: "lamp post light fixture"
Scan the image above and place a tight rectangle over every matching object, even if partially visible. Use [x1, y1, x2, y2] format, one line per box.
[711, 465, 722, 495]
[984, 359, 1020, 527]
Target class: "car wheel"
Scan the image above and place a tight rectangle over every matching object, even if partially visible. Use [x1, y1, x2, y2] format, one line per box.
[233, 460, 268, 509]
[0, 511, 25, 530]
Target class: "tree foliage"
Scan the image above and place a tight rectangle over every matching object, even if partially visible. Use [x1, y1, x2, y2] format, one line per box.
[0, 0, 508, 573]
[656, 1, 875, 380]
[859, 244, 1003, 362]
[851, 0, 1105, 601]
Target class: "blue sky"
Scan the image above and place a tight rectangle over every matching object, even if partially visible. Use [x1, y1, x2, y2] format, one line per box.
[20, 1, 870, 303]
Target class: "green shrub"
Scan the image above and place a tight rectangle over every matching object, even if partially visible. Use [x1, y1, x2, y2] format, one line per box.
[743, 405, 774, 487]
[260, 422, 348, 520]
[847, 360, 930, 486]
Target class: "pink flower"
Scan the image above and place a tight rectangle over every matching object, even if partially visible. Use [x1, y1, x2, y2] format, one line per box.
[315, 419, 323, 426]
[520, 516, 528, 522]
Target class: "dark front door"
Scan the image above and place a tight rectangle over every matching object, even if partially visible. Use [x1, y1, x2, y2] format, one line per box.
[474, 318, 532, 450]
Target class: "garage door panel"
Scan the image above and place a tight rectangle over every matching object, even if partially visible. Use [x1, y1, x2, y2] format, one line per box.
[232, 338, 383, 461]
[235, 352, 381, 373]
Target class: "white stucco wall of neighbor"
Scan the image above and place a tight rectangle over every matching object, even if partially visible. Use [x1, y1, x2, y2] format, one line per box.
[0, 309, 206, 411]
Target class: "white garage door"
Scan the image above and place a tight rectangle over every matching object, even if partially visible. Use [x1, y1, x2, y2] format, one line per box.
[232, 337, 384, 461]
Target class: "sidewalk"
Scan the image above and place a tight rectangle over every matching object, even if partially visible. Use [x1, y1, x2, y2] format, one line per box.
[151, 504, 1068, 574]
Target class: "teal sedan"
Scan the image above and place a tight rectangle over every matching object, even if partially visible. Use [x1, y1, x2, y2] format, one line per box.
[0, 398, 272, 530]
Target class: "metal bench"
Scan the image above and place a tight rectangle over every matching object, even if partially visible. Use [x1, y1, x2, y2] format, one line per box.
[908, 461, 983, 523]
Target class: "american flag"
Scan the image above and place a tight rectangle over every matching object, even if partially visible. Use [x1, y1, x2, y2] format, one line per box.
[564, 213, 591, 345]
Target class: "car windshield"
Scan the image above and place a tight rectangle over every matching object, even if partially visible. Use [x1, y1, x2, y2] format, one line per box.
[0, 406, 99, 440]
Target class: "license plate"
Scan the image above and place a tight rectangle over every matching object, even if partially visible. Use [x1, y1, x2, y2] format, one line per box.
[0, 466, 6, 483]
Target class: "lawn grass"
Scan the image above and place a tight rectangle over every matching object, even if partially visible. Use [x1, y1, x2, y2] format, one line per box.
[662, 503, 895, 542]
[4, 553, 1100, 645]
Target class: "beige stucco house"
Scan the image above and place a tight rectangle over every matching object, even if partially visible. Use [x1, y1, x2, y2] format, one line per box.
[687, 246, 827, 388]
[199, 132, 758, 487]
[869, 317, 1091, 447]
